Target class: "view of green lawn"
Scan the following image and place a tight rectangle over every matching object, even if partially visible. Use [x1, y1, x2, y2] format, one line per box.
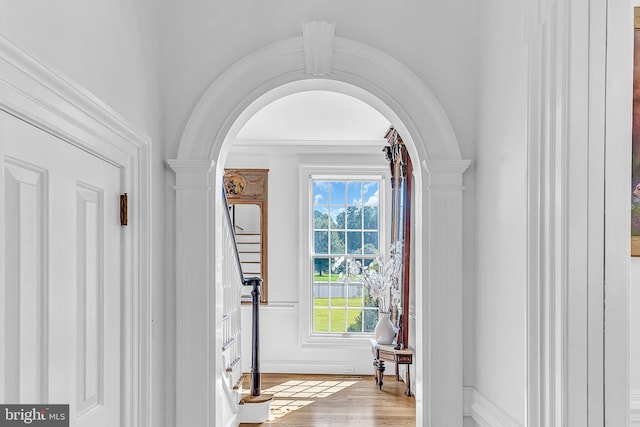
[313, 273, 345, 282]
[314, 297, 362, 308]
[313, 297, 377, 333]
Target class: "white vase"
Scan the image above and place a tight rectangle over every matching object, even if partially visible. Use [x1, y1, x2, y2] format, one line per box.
[374, 312, 395, 344]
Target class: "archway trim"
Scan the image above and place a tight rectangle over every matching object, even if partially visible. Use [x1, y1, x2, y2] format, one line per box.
[176, 36, 462, 163]
[171, 35, 470, 427]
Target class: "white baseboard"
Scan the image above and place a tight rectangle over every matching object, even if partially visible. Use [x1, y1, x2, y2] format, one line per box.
[463, 387, 523, 427]
[631, 390, 640, 425]
[463, 387, 473, 417]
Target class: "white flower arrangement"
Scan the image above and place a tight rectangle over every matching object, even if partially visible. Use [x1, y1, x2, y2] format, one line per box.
[334, 241, 403, 314]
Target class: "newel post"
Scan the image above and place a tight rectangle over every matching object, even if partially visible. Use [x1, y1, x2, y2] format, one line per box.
[244, 277, 263, 396]
[167, 159, 219, 427]
[418, 159, 470, 427]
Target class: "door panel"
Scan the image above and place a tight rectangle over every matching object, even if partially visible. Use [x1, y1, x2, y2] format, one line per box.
[1, 111, 122, 427]
[3, 159, 48, 404]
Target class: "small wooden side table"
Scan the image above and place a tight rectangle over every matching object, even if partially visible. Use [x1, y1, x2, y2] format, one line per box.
[369, 339, 414, 396]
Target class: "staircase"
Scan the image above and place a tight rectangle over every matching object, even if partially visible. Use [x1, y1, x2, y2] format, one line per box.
[222, 191, 271, 424]
[234, 232, 262, 277]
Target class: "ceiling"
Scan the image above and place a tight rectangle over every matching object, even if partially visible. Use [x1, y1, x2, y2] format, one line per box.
[235, 90, 391, 143]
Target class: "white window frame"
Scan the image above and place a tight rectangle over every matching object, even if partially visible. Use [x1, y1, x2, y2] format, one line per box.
[298, 164, 390, 347]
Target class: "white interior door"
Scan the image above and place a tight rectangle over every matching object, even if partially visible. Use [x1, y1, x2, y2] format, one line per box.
[1, 111, 123, 427]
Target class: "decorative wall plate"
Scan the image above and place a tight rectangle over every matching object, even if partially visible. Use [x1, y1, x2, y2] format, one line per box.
[224, 174, 247, 197]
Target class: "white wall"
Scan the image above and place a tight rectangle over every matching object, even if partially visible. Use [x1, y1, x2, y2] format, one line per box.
[0, 0, 160, 134]
[159, 0, 477, 161]
[473, 0, 527, 423]
[0, 2, 166, 426]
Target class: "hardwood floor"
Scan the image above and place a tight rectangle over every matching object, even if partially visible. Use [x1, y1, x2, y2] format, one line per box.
[240, 373, 416, 426]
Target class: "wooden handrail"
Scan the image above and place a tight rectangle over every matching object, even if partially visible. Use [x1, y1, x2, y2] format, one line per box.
[223, 190, 247, 283]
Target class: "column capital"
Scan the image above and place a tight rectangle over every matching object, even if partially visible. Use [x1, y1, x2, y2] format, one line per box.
[421, 159, 471, 190]
[167, 159, 216, 190]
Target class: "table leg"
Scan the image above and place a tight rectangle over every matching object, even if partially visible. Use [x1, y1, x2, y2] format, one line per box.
[405, 365, 412, 397]
[376, 360, 386, 391]
[373, 360, 379, 385]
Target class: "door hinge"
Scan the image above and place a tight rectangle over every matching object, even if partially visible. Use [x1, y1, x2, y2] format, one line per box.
[120, 193, 128, 226]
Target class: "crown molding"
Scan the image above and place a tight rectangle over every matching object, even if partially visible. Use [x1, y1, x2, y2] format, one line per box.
[229, 138, 387, 155]
[0, 32, 151, 427]
[0, 33, 150, 158]
[232, 138, 387, 147]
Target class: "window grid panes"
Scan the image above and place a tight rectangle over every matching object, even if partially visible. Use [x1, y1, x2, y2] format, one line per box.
[312, 179, 381, 334]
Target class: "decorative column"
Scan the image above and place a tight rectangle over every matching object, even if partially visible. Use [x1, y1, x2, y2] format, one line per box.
[167, 159, 218, 427]
[418, 159, 470, 427]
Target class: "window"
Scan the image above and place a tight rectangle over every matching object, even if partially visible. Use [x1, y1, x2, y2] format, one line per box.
[311, 178, 384, 334]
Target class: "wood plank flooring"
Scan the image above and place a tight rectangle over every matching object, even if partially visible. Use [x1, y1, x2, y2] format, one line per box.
[240, 373, 416, 426]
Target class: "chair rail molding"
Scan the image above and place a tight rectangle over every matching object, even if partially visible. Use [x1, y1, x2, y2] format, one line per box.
[0, 33, 151, 427]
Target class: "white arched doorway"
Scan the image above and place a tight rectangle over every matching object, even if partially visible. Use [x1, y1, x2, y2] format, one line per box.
[169, 34, 470, 427]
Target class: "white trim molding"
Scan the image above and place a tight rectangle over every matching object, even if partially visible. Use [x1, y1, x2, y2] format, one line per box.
[631, 391, 640, 425]
[230, 138, 388, 155]
[0, 33, 151, 427]
[603, 0, 632, 425]
[464, 387, 523, 427]
[303, 20, 335, 77]
[417, 160, 469, 427]
[525, 1, 602, 425]
[167, 159, 220, 427]
[0, 34, 149, 162]
[422, 159, 471, 190]
[176, 37, 461, 163]
[525, 0, 631, 425]
[258, 359, 364, 375]
[525, 2, 570, 423]
[173, 32, 471, 427]
[297, 164, 391, 348]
